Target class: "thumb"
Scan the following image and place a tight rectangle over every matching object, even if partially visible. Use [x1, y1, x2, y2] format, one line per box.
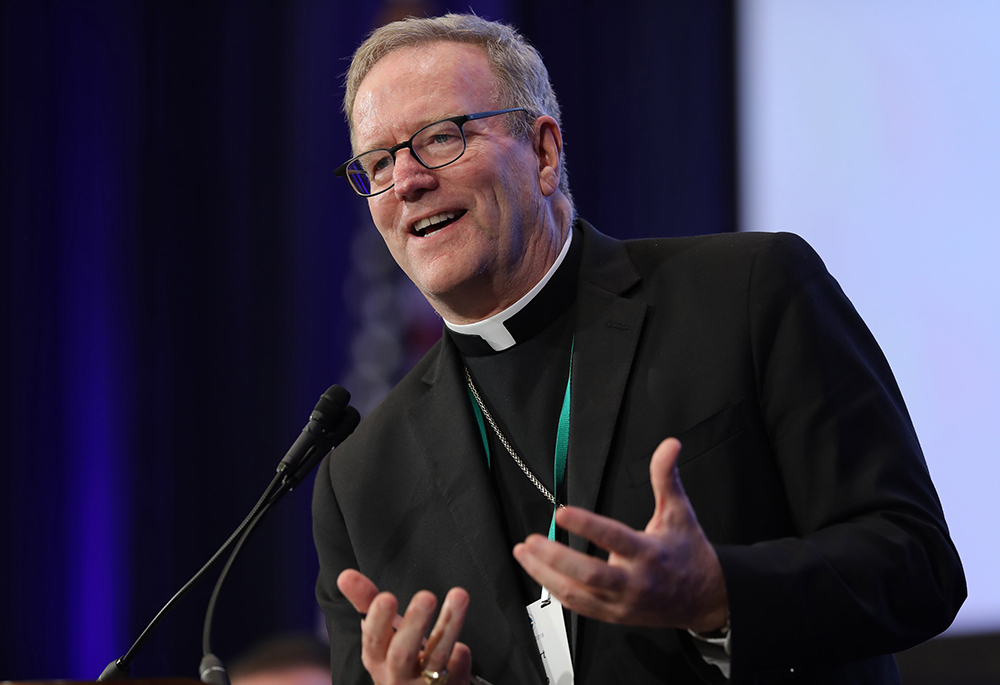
[647, 438, 686, 531]
[337, 569, 381, 614]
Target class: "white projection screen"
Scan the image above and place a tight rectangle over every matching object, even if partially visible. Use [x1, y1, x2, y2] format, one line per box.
[738, 0, 1000, 634]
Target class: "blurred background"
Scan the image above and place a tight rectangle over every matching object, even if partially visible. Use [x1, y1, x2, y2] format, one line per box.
[1, 0, 996, 682]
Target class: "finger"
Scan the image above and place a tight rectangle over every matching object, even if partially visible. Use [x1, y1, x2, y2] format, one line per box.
[513, 541, 624, 621]
[361, 592, 399, 664]
[648, 438, 687, 526]
[423, 587, 470, 672]
[446, 642, 473, 685]
[338, 569, 406, 634]
[384, 590, 437, 674]
[337, 569, 381, 614]
[554, 505, 645, 558]
[512, 537, 566, 594]
[514, 535, 628, 597]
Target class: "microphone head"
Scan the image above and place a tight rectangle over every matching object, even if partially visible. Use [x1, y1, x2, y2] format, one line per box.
[310, 385, 350, 428]
[329, 404, 361, 447]
[281, 404, 361, 490]
[279, 385, 354, 475]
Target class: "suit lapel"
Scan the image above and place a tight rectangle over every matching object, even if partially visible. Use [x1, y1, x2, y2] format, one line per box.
[567, 225, 647, 548]
[406, 337, 546, 682]
[565, 224, 648, 658]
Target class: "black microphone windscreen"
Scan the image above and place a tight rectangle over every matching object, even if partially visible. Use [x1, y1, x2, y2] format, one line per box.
[311, 385, 351, 427]
[281, 404, 361, 490]
[329, 405, 361, 447]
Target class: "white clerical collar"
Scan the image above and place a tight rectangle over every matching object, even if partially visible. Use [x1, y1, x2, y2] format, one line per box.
[444, 230, 573, 352]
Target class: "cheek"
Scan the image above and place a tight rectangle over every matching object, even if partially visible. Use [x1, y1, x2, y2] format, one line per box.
[493, 158, 538, 230]
[367, 200, 398, 238]
[479, 161, 523, 222]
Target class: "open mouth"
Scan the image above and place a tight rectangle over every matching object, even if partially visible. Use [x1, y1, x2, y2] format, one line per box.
[412, 210, 466, 237]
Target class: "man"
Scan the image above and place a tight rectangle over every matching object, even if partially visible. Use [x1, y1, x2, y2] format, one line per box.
[312, 14, 964, 685]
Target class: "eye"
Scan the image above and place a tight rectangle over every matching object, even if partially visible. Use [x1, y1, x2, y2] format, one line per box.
[351, 151, 394, 190]
[362, 153, 393, 179]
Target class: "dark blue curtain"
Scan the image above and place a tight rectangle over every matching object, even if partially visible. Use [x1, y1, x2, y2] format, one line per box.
[0, 0, 733, 678]
[513, 0, 737, 238]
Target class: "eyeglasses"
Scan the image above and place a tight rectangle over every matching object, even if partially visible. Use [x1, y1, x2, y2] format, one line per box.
[335, 108, 527, 197]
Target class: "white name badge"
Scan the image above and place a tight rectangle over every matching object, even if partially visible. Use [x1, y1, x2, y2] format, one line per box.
[526, 587, 574, 685]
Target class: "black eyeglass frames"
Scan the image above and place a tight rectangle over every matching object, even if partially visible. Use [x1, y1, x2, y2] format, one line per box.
[334, 108, 527, 197]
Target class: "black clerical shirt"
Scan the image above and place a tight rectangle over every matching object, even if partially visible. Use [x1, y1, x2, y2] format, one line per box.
[445, 228, 583, 604]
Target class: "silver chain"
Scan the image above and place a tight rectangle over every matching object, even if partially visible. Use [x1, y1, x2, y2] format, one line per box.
[464, 367, 556, 506]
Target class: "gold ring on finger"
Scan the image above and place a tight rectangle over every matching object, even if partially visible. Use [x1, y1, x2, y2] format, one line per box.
[421, 668, 449, 685]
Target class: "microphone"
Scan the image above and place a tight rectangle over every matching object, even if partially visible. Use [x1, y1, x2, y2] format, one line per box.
[277, 385, 350, 476]
[98, 385, 359, 681]
[198, 400, 361, 684]
[282, 404, 360, 489]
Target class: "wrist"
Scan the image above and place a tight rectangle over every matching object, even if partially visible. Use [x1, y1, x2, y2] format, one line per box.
[687, 546, 729, 634]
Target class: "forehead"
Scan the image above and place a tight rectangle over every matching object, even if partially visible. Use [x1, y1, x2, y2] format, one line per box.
[352, 42, 498, 149]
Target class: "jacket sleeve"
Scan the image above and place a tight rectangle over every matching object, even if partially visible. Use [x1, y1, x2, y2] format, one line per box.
[713, 233, 965, 682]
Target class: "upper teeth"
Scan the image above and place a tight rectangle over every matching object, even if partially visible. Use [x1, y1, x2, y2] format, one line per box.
[414, 211, 459, 233]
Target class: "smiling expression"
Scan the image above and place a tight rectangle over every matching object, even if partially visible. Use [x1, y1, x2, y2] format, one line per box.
[351, 42, 565, 323]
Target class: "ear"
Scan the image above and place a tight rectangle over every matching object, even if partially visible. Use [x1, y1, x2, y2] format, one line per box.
[533, 116, 563, 197]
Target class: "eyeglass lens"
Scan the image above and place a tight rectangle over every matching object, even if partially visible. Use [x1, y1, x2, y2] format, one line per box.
[346, 119, 466, 196]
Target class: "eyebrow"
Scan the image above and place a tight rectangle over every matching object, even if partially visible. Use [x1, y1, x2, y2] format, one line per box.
[356, 112, 464, 153]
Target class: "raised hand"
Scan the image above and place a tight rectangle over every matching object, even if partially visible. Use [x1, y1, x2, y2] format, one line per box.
[512, 438, 729, 633]
[337, 569, 473, 684]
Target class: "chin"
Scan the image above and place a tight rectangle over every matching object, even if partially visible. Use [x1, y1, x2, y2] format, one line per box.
[417, 276, 472, 303]
[412, 257, 484, 295]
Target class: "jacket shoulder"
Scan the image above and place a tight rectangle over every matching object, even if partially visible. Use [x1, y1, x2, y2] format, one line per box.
[623, 231, 823, 273]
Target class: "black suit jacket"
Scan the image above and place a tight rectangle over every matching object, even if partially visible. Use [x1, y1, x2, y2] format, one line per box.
[313, 222, 965, 684]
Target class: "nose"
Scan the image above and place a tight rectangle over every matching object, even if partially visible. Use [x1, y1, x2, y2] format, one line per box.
[392, 148, 437, 199]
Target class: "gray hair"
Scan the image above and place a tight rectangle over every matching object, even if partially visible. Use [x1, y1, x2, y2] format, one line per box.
[343, 13, 572, 202]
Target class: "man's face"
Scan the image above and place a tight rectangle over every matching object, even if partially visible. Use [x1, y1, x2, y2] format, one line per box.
[351, 42, 555, 321]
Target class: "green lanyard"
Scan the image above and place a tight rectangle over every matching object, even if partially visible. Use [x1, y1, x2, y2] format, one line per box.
[466, 340, 574, 541]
